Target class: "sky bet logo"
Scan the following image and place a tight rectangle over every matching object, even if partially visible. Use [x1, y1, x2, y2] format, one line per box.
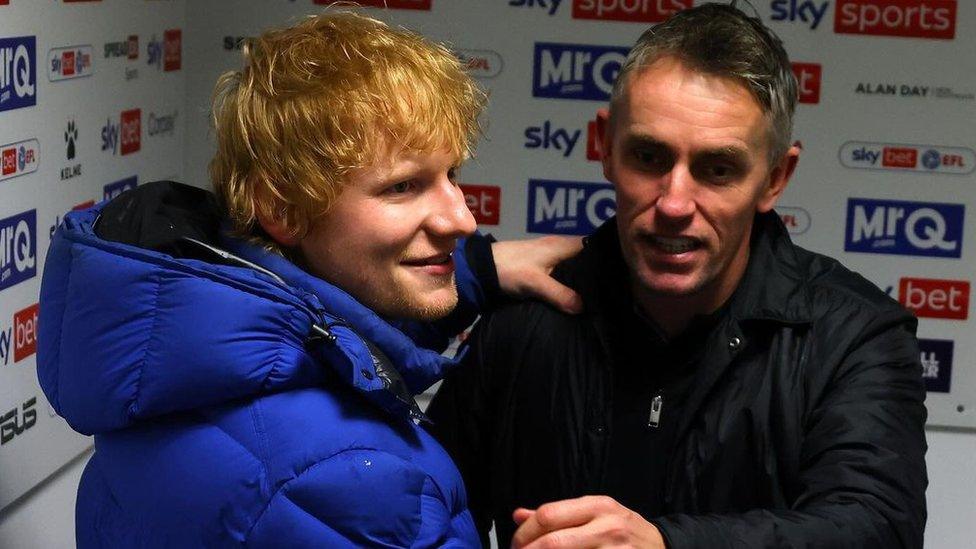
[460, 184, 501, 226]
[104, 176, 137, 202]
[834, 0, 956, 40]
[0, 303, 38, 366]
[0, 36, 36, 113]
[845, 198, 964, 258]
[528, 179, 615, 235]
[0, 139, 39, 183]
[102, 109, 141, 155]
[525, 121, 582, 158]
[0, 210, 37, 293]
[918, 338, 952, 392]
[771, 0, 830, 29]
[898, 277, 969, 320]
[840, 142, 974, 175]
[792, 63, 821, 104]
[533, 43, 628, 101]
[148, 30, 181, 72]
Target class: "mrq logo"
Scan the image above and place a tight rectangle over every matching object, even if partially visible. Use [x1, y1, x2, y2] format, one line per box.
[0, 210, 37, 293]
[533, 43, 628, 101]
[527, 179, 615, 235]
[845, 198, 964, 258]
[0, 36, 37, 113]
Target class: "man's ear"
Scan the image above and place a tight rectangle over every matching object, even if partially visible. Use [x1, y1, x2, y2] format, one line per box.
[256, 204, 302, 248]
[757, 141, 801, 213]
[595, 107, 613, 181]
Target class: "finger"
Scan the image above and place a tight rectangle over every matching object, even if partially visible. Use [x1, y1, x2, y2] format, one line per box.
[522, 523, 601, 549]
[524, 274, 584, 315]
[511, 498, 604, 548]
[513, 508, 535, 526]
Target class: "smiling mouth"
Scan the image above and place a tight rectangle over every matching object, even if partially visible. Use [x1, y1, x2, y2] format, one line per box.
[401, 254, 452, 267]
[648, 235, 702, 254]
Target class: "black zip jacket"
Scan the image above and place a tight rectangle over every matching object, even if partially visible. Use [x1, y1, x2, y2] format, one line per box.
[427, 212, 927, 548]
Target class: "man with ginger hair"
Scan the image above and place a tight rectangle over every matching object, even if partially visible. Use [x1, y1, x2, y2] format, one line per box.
[38, 12, 577, 548]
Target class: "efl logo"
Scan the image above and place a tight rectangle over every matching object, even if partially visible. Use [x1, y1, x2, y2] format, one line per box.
[323, 0, 432, 9]
[525, 121, 582, 158]
[899, 278, 969, 320]
[0, 210, 37, 293]
[0, 36, 37, 113]
[533, 43, 629, 101]
[0, 397, 36, 446]
[0, 139, 39, 182]
[840, 142, 974, 175]
[455, 49, 503, 79]
[845, 198, 964, 258]
[834, 0, 956, 40]
[13, 303, 38, 362]
[778, 206, 812, 235]
[527, 179, 615, 235]
[48, 45, 94, 81]
[770, 0, 830, 29]
[792, 63, 821, 104]
[572, 0, 691, 23]
[918, 338, 952, 393]
[460, 184, 501, 225]
[103, 176, 137, 201]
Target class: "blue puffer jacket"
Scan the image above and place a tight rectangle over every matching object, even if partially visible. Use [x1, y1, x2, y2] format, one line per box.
[38, 184, 485, 547]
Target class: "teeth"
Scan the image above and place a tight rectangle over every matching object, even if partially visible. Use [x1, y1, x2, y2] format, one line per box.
[651, 236, 698, 254]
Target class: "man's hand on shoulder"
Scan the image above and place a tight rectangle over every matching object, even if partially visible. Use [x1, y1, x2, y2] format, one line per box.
[492, 236, 583, 315]
[511, 495, 666, 549]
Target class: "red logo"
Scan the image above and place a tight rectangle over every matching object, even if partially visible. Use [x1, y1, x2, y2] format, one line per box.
[127, 35, 139, 60]
[164, 29, 181, 72]
[13, 303, 38, 362]
[0, 1, 9, 6]
[572, 0, 691, 22]
[73, 200, 95, 210]
[586, 119, 602, 161]
[899, 278, 969, 319]
[792, 63, 821, 104]
[835, 0, 956, 40]
[460, 184, 501, 225]
[120, 109, 141, 156]
[62, 51, 76, 76]
[323, 0, 432, 9]
[882, 147, 917, 168]
[1, 148, 15, 175]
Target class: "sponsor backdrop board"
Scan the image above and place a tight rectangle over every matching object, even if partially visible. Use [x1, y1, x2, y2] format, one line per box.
[183, 0, 976, 431]
[0, 1, 185, 511]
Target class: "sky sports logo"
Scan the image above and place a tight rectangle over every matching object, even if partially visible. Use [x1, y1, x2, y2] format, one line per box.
[0, 139, 39, 182]
[511, 0, 690, 20]
[326, 0, 432, 9]
[0, 36, 36, 113]
[840, 142, 974, 175]
[0, 302, 38, 366]
[528, 179, 615, 235]
[845, 198, 963, 258]
[460, 184, 501, 225]
[104, 176, 137, 201]
[48, 45, 93, 81]
[834, 0, 956, 39]
[918, 338, 952, 392]
[101, 109, 141, 155]
[0, 210, 36, 293]
[533, 43, 628, 101]
[898, 277, 969, 320]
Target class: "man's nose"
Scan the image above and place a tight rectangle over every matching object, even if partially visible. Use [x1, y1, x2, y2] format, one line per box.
[427, 177, 477, 237]
[654, 165, 696, 219]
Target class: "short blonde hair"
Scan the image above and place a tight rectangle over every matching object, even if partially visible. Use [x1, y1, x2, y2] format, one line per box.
[210, 11, 485, 248]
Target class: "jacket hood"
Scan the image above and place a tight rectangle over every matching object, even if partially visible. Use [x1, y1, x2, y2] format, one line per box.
[38, 181, 462, 435]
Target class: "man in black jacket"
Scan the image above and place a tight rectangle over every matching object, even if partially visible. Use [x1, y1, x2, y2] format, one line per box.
[428, 4, 927, 548]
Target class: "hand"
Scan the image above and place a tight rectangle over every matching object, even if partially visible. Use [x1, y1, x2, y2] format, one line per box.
[511, 496, 666, 549]
[492, 236, 583, 314]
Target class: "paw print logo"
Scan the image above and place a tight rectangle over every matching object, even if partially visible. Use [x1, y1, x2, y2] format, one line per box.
[65, 120, 78, 160]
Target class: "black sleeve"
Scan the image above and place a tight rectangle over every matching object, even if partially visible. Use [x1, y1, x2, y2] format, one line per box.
[654, 310, 928, 548]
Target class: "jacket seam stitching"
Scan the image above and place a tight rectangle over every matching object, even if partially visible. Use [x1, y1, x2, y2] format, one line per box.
[129, 270, 163, 420]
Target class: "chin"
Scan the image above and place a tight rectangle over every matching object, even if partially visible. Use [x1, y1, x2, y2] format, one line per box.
[368, 280, 459, 321]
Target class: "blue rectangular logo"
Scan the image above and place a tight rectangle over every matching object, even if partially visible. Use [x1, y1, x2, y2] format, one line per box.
[103, 176, 138, 202]
[532, 42, 628, 101]
[845, 198, 964, 258]
[527, 179, 615, 235]
[918, 338, 953, 393]
[0, 36, 38, 113]
[0, 210, 37, 293]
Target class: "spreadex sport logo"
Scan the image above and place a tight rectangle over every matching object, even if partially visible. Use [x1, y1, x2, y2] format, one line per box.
[834, 0, 956, 40]
[792, 63, 821, 104]
[0, 396, 37, 446]
[455, 49, 503, 79]
[0, 36, 37, 113]
[897, 277, 969, 320]
[0, 139, 39, 183]
[104, 176, 137, 201]
[104, 34, 138, 60]
[845, 198, 964, 258]
[839, 142, 974, 175]
[918, 338, 952, 392]
[321, 0, 432, 9]
[101, 109, 141, 156]
[147, 29, 181, 72]
[460, 184, 501, 225]
[528, 179, 616, 235]
[777, 206, 812, 235]
[0, 210, 37, 293]
[533, 43, 629, 101]
[48, 45, 93, 81]
[0, 302, 38, 366]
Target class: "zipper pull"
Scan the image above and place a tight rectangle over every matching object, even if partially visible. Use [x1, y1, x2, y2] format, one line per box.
[648, 394, 664, 428]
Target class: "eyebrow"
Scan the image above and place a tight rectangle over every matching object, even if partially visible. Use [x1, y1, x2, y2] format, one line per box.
[623, 133, 751, 165]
